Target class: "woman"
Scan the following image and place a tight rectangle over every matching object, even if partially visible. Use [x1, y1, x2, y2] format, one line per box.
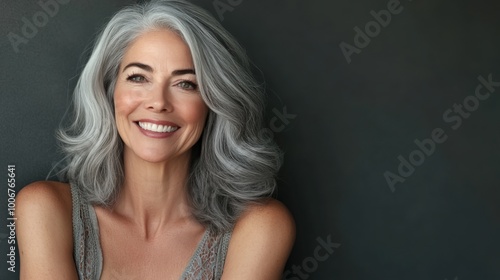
[16, 0, 295, 279]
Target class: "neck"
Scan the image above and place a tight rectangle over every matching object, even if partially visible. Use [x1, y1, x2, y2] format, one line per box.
[113, 147, 195, 238]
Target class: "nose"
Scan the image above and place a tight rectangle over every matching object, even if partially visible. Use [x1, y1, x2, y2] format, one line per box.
[145, 85, 173, 113]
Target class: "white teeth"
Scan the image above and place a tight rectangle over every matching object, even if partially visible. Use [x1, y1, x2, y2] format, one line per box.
[138, 122, 179, 133]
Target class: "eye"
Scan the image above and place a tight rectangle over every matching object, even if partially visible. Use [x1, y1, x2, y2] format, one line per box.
[126, 74, 146, 83]
[177, 80, 198, 91]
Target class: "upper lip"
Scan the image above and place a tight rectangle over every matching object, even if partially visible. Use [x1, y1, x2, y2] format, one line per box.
[135, 119, 180, 128]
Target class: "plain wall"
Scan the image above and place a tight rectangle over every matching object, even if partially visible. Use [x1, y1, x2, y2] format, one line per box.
[1, 0, 499, 279]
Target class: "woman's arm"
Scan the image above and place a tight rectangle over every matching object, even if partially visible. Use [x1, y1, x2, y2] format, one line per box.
[222, 199, 296, 280]
[16, 181, 78, 280]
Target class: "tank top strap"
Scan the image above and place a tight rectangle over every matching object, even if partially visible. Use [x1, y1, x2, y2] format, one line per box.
[180, 227, 233, 279]
[70, 183, 103, 280]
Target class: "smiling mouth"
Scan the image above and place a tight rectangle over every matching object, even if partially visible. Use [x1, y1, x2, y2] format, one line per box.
[137, 121, 179, 133]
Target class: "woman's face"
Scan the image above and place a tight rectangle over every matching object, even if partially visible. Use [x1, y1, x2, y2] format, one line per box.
[114, 29, 209, 164]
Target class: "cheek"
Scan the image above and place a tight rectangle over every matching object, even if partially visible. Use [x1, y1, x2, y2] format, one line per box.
[114, 96, 131, 116]
[114, 96, 129, 141]
[113, 87, 143, 141]
[114, 87, 141, 117]
[185, 99, 209, 126]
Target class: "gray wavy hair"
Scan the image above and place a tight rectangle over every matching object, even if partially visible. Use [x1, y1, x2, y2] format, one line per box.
[56, 0, 282, 232]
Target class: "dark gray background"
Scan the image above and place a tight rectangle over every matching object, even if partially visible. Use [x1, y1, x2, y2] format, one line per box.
[1, 0, 499, 279]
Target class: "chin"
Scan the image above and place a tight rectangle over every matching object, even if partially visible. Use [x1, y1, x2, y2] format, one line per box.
[137, 152, 173, 164]
[136, 148, 192, 165]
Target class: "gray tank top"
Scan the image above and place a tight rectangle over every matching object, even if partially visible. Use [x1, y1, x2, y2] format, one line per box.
[70, 184, 232, 280]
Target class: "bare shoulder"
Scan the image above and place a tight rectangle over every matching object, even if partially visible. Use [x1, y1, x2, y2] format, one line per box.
[17, 180, 72, 211]
[222, 198, 296, 280]
[16, 181, 77, 279]
[16, 181, 73, 224]
[16, 180, 73, 226]
[233, 198, 295, 238]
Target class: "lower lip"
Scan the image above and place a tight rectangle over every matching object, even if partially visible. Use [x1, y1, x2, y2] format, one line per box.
[136, 123, 178, 139]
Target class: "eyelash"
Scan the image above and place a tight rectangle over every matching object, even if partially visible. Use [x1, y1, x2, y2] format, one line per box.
[177, 80, 198, 91]
[126, 74, 198, 91]
[126, 73, 146, 83]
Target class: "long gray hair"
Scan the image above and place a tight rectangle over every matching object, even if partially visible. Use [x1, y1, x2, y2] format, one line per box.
[57, 0, 282, 232]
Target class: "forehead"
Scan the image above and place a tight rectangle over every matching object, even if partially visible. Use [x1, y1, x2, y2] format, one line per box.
[120, 29, 194, 71]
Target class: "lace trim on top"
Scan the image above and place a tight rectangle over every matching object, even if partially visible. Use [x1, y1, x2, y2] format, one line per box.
[71, 184, 232, 280]
[71, 184, 103, 280]
[180, 228, 232, 279]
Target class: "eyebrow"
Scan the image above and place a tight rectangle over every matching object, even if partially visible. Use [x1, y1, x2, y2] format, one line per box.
[123, 62, 152, 72]
[122, 62, 195, 76]
[172, 69, 196, 76]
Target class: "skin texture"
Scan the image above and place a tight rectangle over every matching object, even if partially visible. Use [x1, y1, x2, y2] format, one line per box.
[16, 29, 295, 279]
